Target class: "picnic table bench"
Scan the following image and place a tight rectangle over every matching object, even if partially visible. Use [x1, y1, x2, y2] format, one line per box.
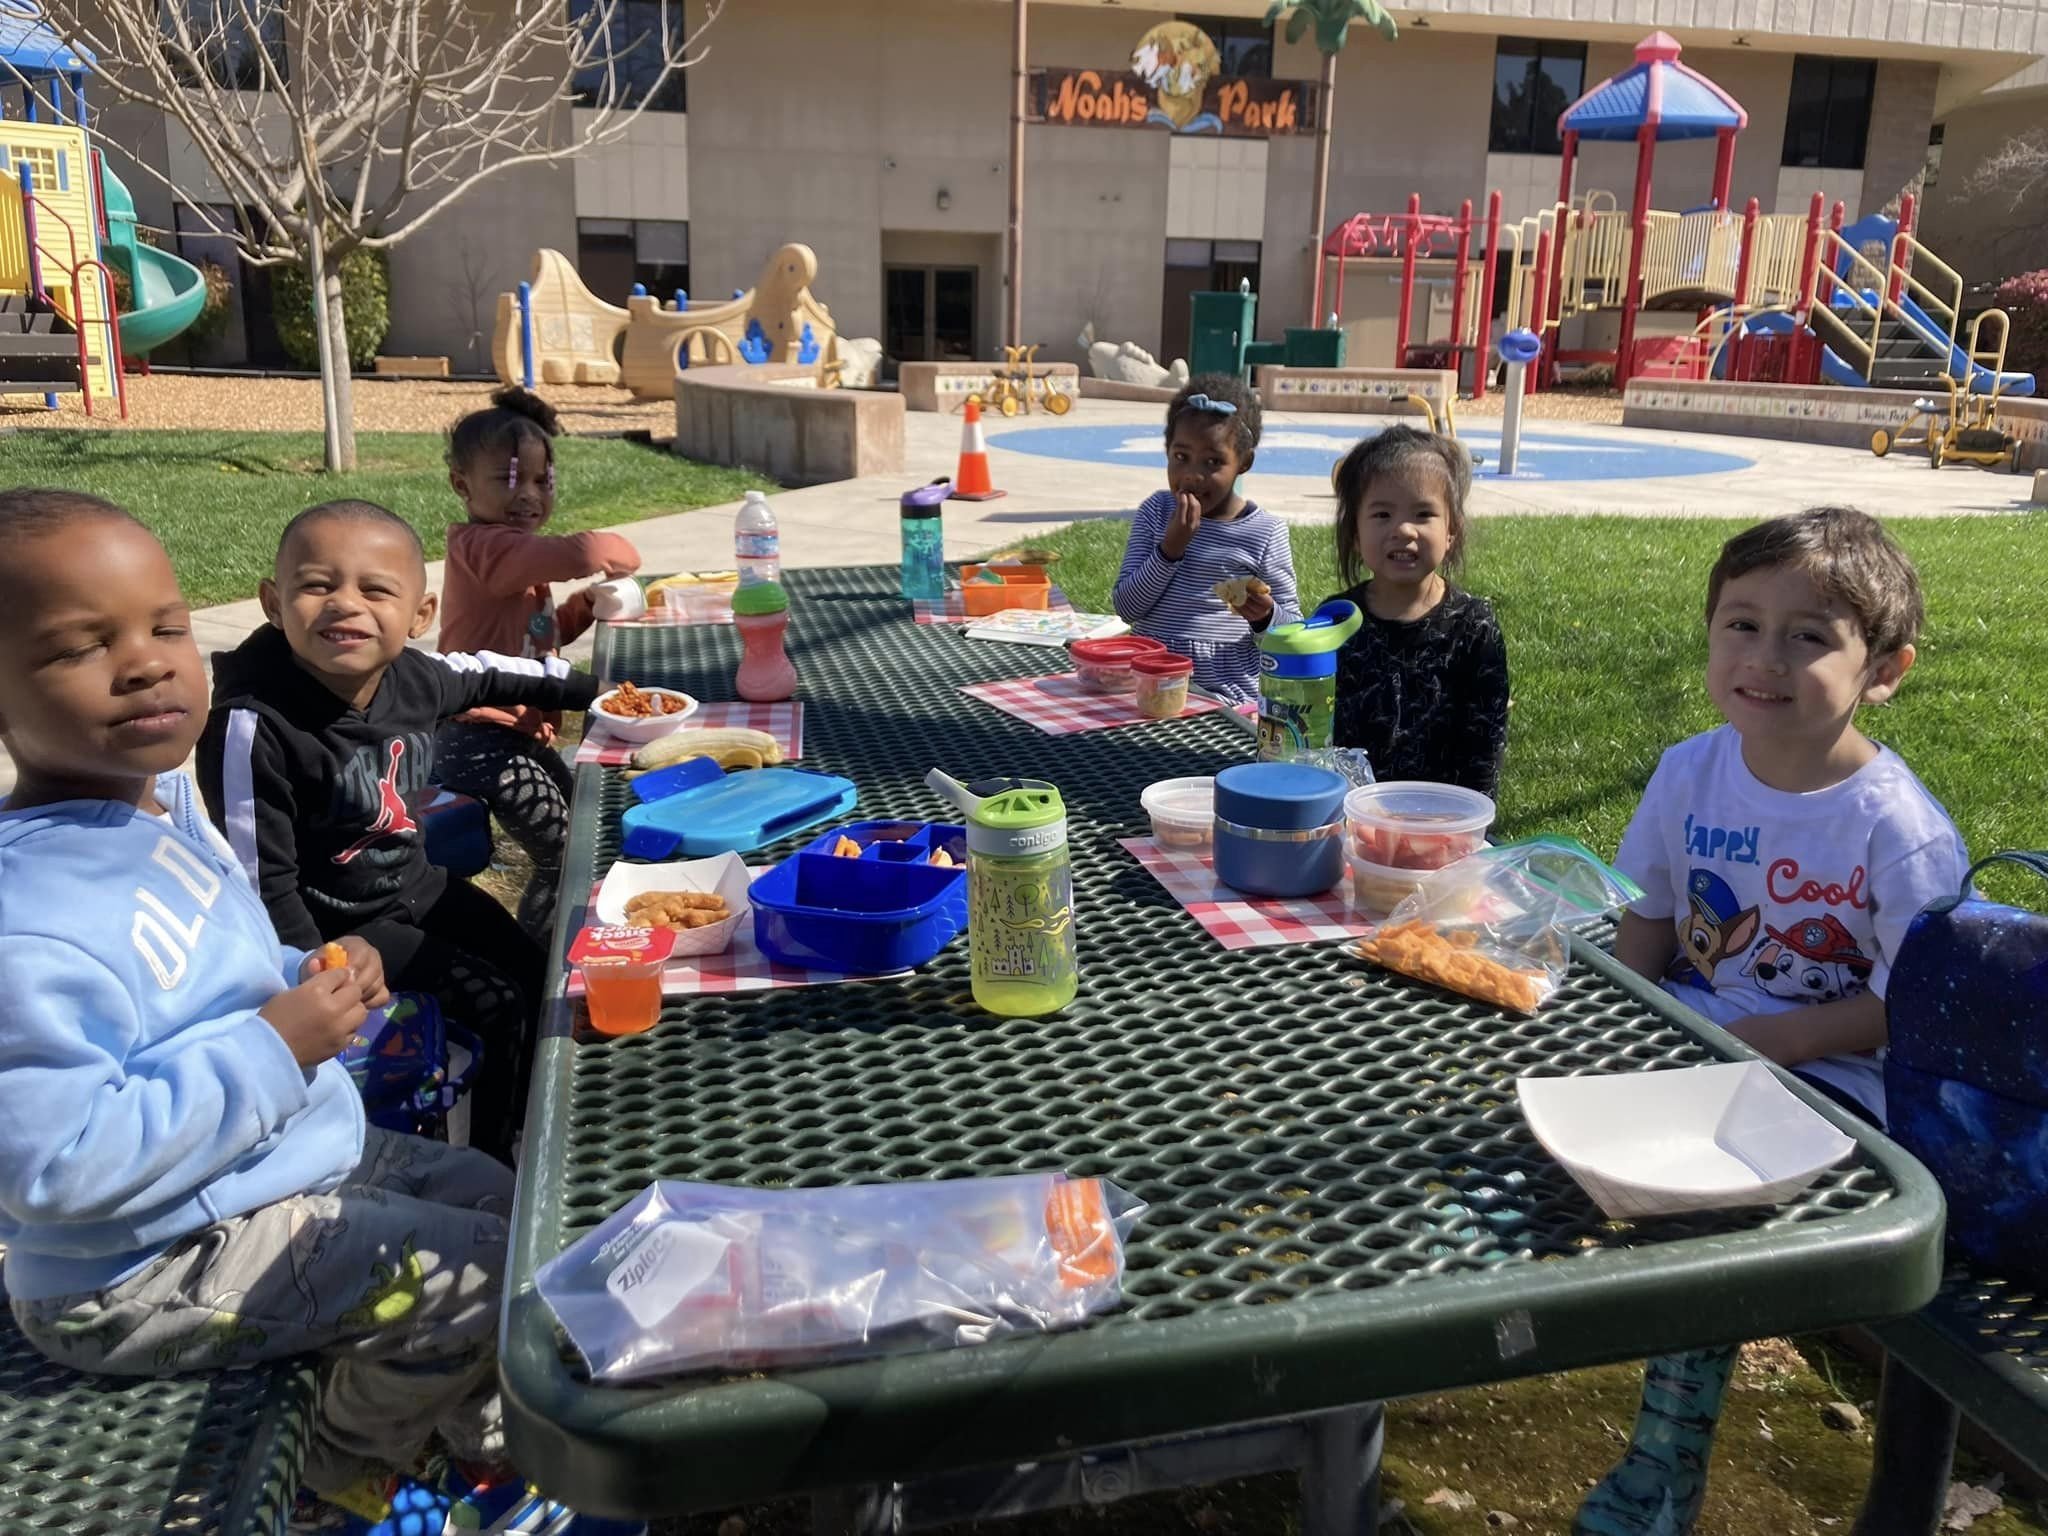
[0, 1282, 314, 1534]
[499, 565, 1946, 1529]
[1853, 1267, 2048, 1534]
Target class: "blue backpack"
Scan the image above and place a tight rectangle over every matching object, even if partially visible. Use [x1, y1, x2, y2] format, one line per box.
[1885, 852, 2048, 1284]
[337, 992, 482, 1141]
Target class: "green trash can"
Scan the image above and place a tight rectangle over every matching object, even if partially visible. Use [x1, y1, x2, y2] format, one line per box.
[1244, 340, 1287, 372]
[1284, 327, 1348, 369]
[1189, 290, 1256, 378]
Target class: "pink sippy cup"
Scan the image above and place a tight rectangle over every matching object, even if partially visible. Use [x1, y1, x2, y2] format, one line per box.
[732, 579, 797, 702]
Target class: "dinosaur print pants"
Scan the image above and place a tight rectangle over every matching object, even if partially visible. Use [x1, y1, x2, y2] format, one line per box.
[11, 1129, 514, 1497]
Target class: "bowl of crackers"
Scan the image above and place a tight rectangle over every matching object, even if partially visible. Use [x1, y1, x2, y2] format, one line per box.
[594, 851, 751, 957]
[591, 681, 700, 744]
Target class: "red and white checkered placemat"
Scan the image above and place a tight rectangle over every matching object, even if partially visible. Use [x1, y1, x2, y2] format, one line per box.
[912, 586, 1073, 625]
[572, 701, 805, 768]
[958, 673, 1223, 736]
[565, 877, 906, 996]
[1119, 836, 1370, 951]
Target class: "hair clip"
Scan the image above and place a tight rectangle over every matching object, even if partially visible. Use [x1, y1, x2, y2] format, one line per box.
[506, 457, 558, 494]
[505, 454, 520, 492]
[1185, 392, 1237, 416]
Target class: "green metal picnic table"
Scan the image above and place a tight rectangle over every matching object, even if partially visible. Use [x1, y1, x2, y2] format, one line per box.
[500, 564, 1945, 1522]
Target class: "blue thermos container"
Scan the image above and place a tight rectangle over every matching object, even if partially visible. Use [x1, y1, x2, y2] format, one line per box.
[899, 478, 949, 600]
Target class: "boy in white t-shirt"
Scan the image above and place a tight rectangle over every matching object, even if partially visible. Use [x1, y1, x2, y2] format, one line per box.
[1614, 505, 1966, 1126]
[1583, 507, 1968, 1536]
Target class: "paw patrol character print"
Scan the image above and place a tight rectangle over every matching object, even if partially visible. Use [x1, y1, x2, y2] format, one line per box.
[1742, 914, 1872, 1005]
[1131, 21, 1224, 133]
[1674, 868, 1761, 989]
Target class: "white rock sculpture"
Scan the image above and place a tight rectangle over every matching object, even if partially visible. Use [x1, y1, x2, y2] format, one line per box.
[1077, 321, 1188, 388]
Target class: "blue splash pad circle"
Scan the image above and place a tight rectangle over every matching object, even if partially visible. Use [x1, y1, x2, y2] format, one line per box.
[987, 422, 1753, 483]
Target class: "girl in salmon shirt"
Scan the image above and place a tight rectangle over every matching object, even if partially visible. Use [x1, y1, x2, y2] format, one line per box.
[434, 387, 640, 938]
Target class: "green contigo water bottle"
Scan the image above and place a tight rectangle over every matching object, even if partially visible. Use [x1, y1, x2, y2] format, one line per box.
[926, 769, 1078, 1017]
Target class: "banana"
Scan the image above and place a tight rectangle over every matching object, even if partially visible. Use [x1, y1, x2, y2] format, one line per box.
[630, 727, 784, 771]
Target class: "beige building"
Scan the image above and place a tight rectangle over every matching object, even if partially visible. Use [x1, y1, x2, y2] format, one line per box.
[102, 0, 2048, 375]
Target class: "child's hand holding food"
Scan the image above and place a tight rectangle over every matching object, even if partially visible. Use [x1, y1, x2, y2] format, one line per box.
[303, 937, 390, 1009]
[1160, 492, 1203, 560]
[263, 968, 370, 1067]
[1213, 575, 1273, 625]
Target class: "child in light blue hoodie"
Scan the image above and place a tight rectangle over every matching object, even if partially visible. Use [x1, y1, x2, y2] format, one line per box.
[0, 492, 533, 1528]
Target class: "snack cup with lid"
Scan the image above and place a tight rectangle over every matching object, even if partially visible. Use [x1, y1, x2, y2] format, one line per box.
[1344, 781, 1496, 872]
[590, 685, 699, 744]
[1132, 652, 1194, 719]
[1068, 635, 1167, 693]
[1140, 776, 1214, 850]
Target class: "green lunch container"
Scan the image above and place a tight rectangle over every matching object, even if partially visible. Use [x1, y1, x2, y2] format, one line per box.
[1256, 599, 1363, 760]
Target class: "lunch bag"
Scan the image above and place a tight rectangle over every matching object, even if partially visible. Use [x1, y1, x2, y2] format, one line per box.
[337, 991, 483, 1141]
[1884, 852, 2048, 1284]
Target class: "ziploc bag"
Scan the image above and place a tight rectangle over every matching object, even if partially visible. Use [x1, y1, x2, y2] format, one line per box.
[1350, 835, 1641, 1014]
[535, 1173, 1143, 1381]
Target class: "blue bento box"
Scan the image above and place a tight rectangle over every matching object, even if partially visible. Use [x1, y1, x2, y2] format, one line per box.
[749, 821, 969, 974]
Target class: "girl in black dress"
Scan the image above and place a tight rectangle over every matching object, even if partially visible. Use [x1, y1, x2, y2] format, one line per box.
[1324, 426, 1509, 797]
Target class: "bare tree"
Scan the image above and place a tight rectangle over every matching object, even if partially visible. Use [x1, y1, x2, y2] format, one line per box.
[444, 234, 497, 374]
[28, 0, 725, 469]
[1967, 128, 2048, 213]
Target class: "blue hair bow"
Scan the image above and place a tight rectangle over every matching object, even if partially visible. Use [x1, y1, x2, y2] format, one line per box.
[1184, 393, 1238, 416]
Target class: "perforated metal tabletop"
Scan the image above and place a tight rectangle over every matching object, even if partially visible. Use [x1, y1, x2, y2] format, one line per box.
[0, 1300, 313, 1535]
[500, 565, 1943, 1519]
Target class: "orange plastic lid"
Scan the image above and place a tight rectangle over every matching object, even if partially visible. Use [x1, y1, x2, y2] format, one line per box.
[1069, 636, 1167, 667]
[1131, 652, 1193, 678]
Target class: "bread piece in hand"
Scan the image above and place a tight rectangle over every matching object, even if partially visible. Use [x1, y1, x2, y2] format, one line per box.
[1213, 576, 1272, 613]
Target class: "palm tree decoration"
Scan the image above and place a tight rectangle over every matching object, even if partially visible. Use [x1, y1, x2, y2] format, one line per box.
[1266, 0, 1399, 326]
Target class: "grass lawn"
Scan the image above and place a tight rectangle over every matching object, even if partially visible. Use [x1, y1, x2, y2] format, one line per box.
[0, 430, 772, 609]
[1025, 513, 2048, 880]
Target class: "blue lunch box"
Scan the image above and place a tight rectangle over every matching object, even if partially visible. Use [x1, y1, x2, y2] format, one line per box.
[1212, 762, 1348, 898]
[750, 820, 969, 974]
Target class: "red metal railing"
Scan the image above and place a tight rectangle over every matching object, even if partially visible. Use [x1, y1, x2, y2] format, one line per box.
[17, 166, 127, 418]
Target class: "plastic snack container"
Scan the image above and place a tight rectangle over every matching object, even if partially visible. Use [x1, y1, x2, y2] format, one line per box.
[959, 564, 1053, 617]
[1068, 635, 1166, 693]
[1140, 776, 1214, 850]
[589, 686, 699, 744]
[1132, 652, 1194, 718]
[1344, 781, 1496, 873]
[1213, 762, 1348, 898]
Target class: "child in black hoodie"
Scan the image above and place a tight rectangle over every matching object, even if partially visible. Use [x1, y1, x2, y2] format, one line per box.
[199, 500, 599, 1159]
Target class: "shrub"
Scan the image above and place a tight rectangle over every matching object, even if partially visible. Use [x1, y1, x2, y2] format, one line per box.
[184, 260, 236, 347]
[1992, 269, 2048, 380]
[272, 245, 390, 370]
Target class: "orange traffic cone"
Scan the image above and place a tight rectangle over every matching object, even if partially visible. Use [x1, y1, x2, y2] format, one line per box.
[949, 396, 1006, 501]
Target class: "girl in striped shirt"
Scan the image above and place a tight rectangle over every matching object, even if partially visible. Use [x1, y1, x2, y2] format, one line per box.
[1111, 374, 1300, 703]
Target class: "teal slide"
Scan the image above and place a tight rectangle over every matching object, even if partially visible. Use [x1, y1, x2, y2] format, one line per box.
[97, 163, 207, 356]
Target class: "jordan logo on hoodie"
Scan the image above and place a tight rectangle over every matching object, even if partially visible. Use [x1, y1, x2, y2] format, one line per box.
[333, 738, 421, 865]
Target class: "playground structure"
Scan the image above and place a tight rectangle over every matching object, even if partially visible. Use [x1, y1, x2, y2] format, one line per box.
[492, 242, 846, 400]
[0, 6, 208, 415]
[1317, 32, 2036, 404]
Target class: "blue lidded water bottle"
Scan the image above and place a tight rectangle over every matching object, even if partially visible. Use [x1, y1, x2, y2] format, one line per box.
[899, 479, 949, 601]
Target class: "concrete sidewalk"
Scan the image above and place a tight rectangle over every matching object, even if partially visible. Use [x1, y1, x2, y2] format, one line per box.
[3, 399, 2031, 799]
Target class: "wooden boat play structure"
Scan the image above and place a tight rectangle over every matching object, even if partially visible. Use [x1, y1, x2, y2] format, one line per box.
[493, 242, 845, 399]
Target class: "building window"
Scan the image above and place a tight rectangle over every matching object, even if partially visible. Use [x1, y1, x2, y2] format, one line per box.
[1183, 15, 1273, 79]
[161, 0, 287, 90]
[1489, 37, 1585, 156]
[576, 218, 689, 305]
[1782, 56, 1875, 169]
[571, 0, 686, 112]
[1921, 121, 1944, 192]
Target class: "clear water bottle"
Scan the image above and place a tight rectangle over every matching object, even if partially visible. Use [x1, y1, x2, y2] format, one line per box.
[734, 490, 780, 586]
[899, 479, 948, 601]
